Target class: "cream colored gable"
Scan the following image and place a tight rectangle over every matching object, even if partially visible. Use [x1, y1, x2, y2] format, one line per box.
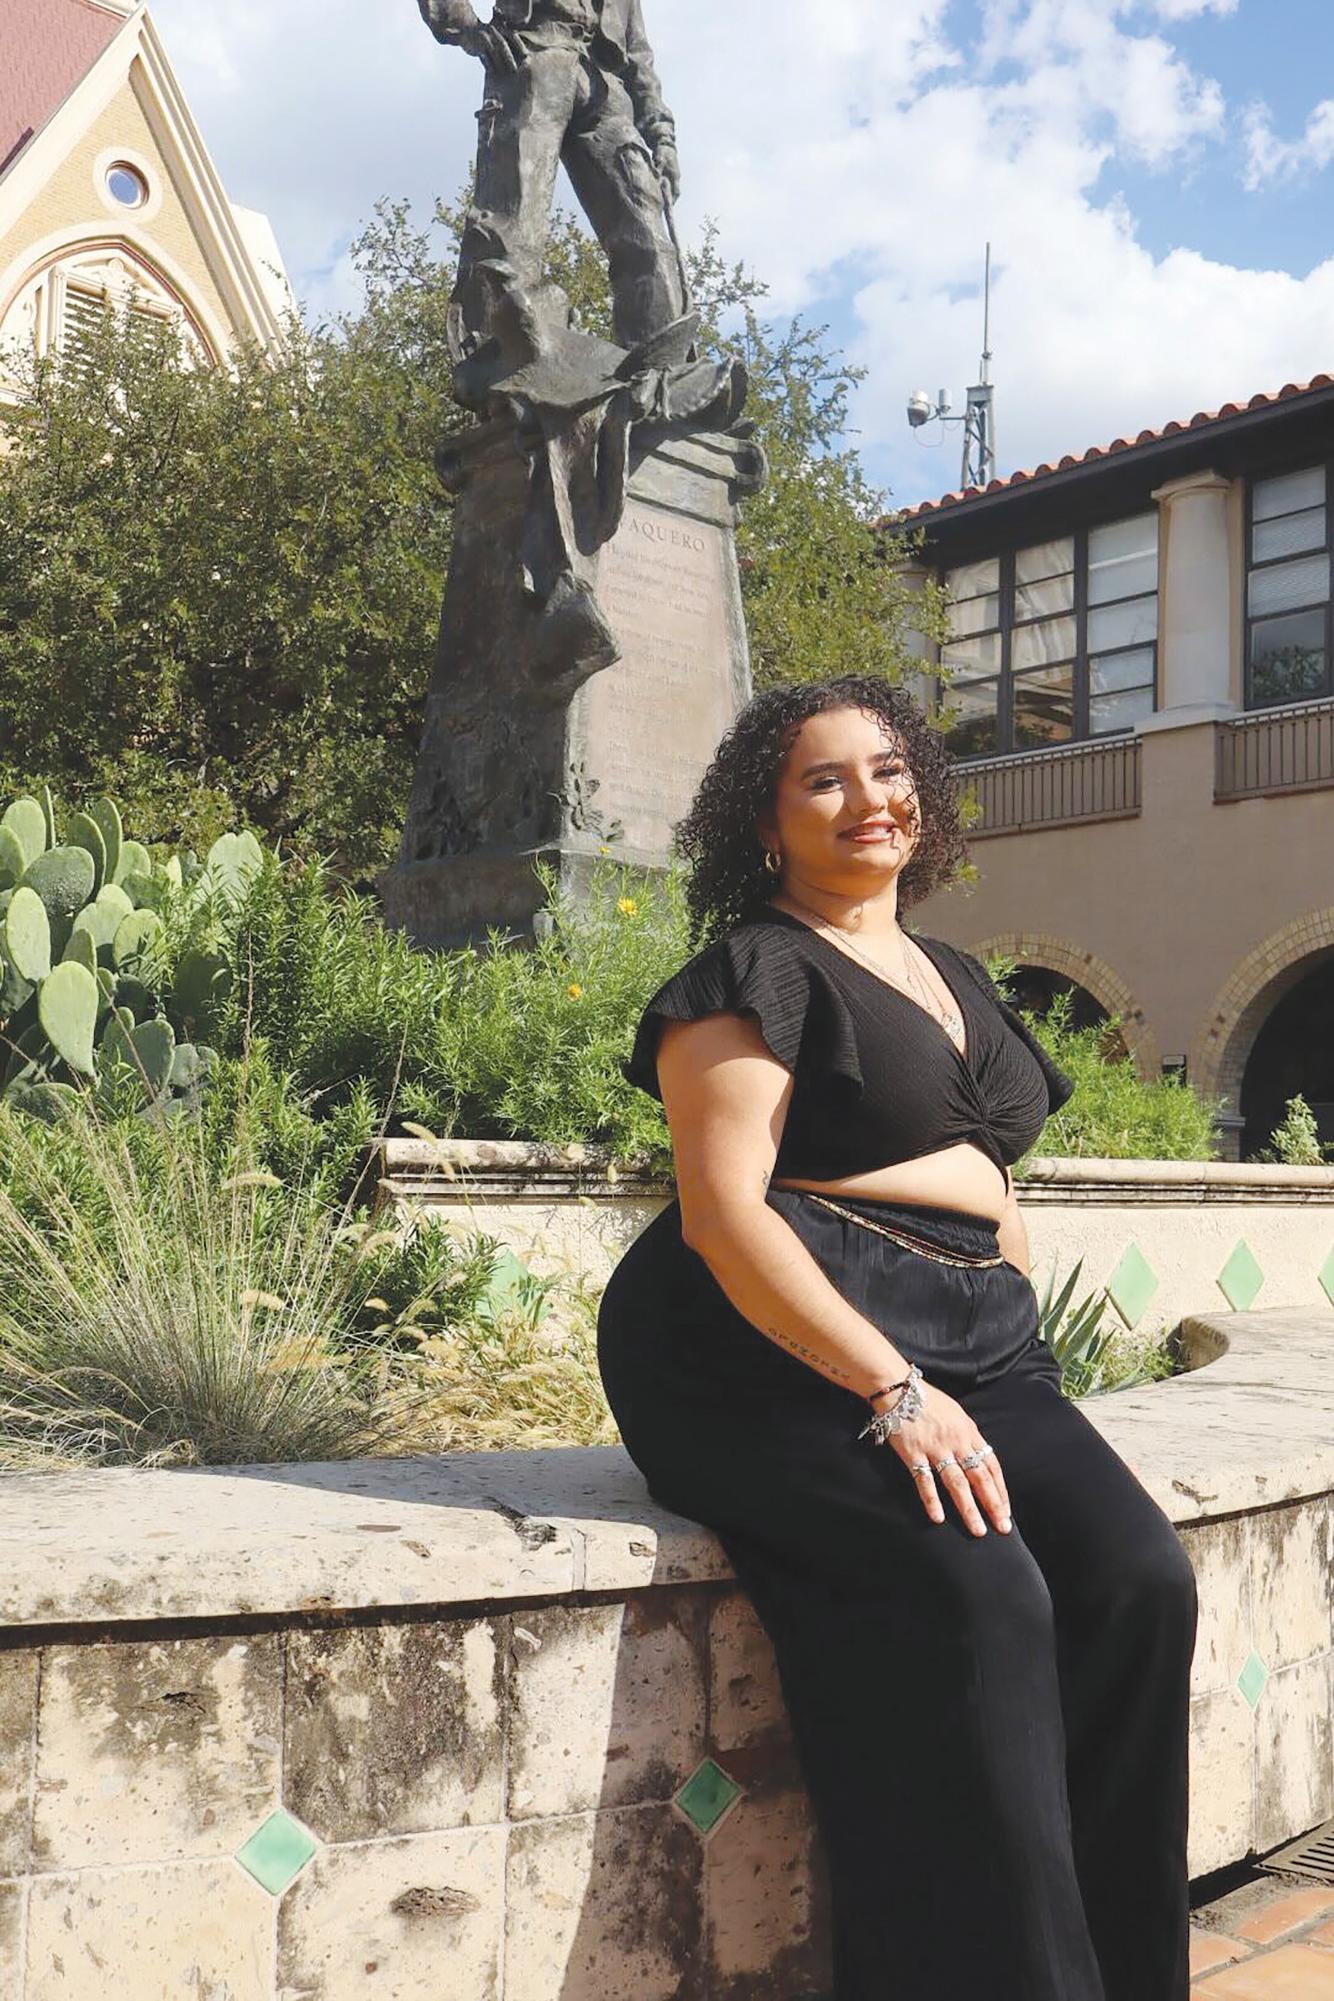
[0, 74, 232, 359]
[0, 7, 286, 377]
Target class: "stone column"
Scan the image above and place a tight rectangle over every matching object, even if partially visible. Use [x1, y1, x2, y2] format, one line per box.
[1140, 469, 1239, 732]
[379, 421, 763, 952]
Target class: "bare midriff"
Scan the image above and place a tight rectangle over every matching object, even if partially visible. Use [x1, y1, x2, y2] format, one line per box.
[771, 1139, 1010, 1224]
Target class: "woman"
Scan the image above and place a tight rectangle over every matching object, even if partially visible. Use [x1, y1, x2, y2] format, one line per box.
[597, 675, 1198, 2000]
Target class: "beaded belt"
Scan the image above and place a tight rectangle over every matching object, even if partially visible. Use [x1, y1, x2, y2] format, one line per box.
[802, 1193, 1006, 1268]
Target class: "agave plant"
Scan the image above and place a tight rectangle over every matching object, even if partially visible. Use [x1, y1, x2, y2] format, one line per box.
[1033, 1257, 1123, 1396]
[0, 787, 263, 1124]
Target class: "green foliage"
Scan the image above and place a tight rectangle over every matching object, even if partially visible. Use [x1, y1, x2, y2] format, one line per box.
[0, 1063, 616, 1468]
[0, 193, 941, 877]
[982, 967, 1226, 1166]
[0, 789, 260, 1121]
[1254, 1092, 1333, 1165]
[1033, 1255, 1182, 1397]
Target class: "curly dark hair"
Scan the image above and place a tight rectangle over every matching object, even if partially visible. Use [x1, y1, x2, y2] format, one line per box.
[673, 675, 970, 942]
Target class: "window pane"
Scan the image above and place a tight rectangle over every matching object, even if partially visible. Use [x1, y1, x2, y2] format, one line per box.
[947, 593, 1000, 638]
[1089, 512, 1158, 566]
[1090, 687, 1154, 734]
[1015, 537, 1074, 586]
[1012, 615, 1076, 671]
[1249, 609, 1327, 705]
[1012, 664, 1074, 747]
[1091, 646, 1155, 695]
[941, 678, 1000, 757]
[1253, 464, 1326, 523]
[1248, 552, 1331, 618]
[1088, 551, 1158, 606]
[946, 557, 1000, 600]
[1089, 596, 1158, 651]
[1014, 572, 1075, 622]
[1088, 513, 1159, 606]
[941, 632, 1002, 677]
[1253, 507, 1326, 563]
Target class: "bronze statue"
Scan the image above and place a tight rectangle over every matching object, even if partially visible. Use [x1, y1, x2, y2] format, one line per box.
[417, 0, 747, 668]
[419, 0, 688, 356]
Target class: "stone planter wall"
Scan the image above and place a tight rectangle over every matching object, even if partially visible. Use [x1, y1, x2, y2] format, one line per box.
[1, 1305, 1331, 1997]
[374, 1143, 1334, 1348]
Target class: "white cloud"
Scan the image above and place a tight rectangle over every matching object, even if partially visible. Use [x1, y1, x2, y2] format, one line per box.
[149, 0, 1334, 506]
[1242, 98, 1334, 192]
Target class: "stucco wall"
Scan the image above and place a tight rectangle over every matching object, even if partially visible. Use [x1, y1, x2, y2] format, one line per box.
[922, 718, 1334, 1102]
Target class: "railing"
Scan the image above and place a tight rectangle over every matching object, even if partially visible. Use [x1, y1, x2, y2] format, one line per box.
[1216, 698, 1334, 802]
[956, 737, 1142, 837]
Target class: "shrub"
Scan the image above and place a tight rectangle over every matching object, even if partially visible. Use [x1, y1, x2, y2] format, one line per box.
[1255, 1092, 1332, 1166]
[0, 1074, 617, 1469]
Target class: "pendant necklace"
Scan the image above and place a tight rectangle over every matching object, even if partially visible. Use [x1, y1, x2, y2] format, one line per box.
[775, 894, 967, 1054]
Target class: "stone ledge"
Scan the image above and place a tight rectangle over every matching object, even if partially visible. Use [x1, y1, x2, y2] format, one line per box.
[0, 1309, 1326, 1632]
[375, 1141, 1334, 1207]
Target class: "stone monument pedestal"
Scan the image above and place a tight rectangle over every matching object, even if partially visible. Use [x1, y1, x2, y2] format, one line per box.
[379, 420, 762, 952]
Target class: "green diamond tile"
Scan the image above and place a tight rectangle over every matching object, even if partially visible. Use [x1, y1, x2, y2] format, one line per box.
[235, 1809, 319, 1895]
[1106, 1242, 1159, 1328]
[1319, 1245, 1334, 1308]
[1236, 1651, 1269, 1710]
[1217, 1240, 1265, 1312]
[674, 1758, 743, 1838]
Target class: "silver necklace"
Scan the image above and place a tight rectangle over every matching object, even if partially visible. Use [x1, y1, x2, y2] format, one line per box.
[775, 895, 967, 1054]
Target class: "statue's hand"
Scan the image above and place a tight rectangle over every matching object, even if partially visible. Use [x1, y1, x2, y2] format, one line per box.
[654, 140, 682, 206]
[418, 0, 490, 48]
[467, 20, 520, 71]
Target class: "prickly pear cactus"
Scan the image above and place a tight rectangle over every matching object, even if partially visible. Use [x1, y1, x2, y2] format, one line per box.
[0, 787, 259, 1124]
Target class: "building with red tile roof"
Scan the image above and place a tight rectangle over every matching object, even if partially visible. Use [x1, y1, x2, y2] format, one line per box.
[897, 365, 1334, 1164]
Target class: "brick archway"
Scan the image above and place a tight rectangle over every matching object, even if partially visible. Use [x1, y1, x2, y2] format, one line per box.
[1191, 908, 1334, 1119]
[973, 932, 1159, 1078]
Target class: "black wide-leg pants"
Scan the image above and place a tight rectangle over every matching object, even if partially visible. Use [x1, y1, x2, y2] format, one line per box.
[596, 1189, 1199, 2001]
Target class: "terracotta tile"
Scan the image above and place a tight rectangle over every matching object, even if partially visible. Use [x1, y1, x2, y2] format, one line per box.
[1193, 1943, 1334, 1997]
[1233, 1887, 1334, 1943]
[1191, 1929, 1248, 1973]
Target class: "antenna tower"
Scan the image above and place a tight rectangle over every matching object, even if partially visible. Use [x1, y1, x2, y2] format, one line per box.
[961, 243, 996, 490]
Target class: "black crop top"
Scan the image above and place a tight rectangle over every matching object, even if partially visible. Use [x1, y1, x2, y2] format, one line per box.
[621, 906, 1076, 1181]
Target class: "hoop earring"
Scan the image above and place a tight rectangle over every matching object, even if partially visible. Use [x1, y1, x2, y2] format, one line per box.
[763, 848, 782, 876]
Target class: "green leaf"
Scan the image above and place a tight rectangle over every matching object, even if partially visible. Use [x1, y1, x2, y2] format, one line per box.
[0, 799, 48, 871]
[37, 961, 99, 1075]
[66, 812, 108, 894]
[89, 797, 124, 887]
[21, 846, 96, 929]
[113, 839, 152, 891]
[4, 885, 51, 984]
[112, 909, 165, 979]
[0, 827, 26, 891]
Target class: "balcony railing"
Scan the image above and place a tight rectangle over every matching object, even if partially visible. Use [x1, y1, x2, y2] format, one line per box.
[955, 737, 1142, 838]
[1215, 698, 1334, 802]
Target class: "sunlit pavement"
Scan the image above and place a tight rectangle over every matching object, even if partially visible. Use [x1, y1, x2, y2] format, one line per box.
[1190, 1879, 1334, 1994]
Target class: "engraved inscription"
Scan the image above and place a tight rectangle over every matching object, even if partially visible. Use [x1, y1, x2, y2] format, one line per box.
[576, 501, 736, 855]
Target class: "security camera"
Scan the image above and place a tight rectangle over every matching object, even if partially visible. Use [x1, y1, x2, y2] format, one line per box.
[907, 390, 937, 429]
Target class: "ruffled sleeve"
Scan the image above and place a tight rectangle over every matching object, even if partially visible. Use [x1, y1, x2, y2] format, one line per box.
[948, 945, 1077, 1116]
[621, 924, 862, 1105]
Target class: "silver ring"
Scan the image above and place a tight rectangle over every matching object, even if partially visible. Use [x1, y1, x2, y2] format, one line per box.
[931, 1455, 957, 1473]
[908, 1462, 931, 1478]
[957, 1450, 985, 1470]
[977, 1443, 995, 1461]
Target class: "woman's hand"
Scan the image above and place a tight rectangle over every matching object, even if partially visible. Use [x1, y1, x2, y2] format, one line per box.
[884, 1383, 1013, 1536]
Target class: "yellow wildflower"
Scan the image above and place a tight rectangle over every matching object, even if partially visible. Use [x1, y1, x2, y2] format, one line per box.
[617, 897, 638, 916]
[568, 982, 584, 999]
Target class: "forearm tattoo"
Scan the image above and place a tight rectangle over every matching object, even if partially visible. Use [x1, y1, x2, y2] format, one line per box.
[763, 1323, 858, 1386]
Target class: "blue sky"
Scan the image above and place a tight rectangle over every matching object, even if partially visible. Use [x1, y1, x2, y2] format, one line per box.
[152, 0, 1334, 509]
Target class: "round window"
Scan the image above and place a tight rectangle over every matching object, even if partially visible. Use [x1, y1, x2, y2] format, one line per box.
[106, 163, 148, 209]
